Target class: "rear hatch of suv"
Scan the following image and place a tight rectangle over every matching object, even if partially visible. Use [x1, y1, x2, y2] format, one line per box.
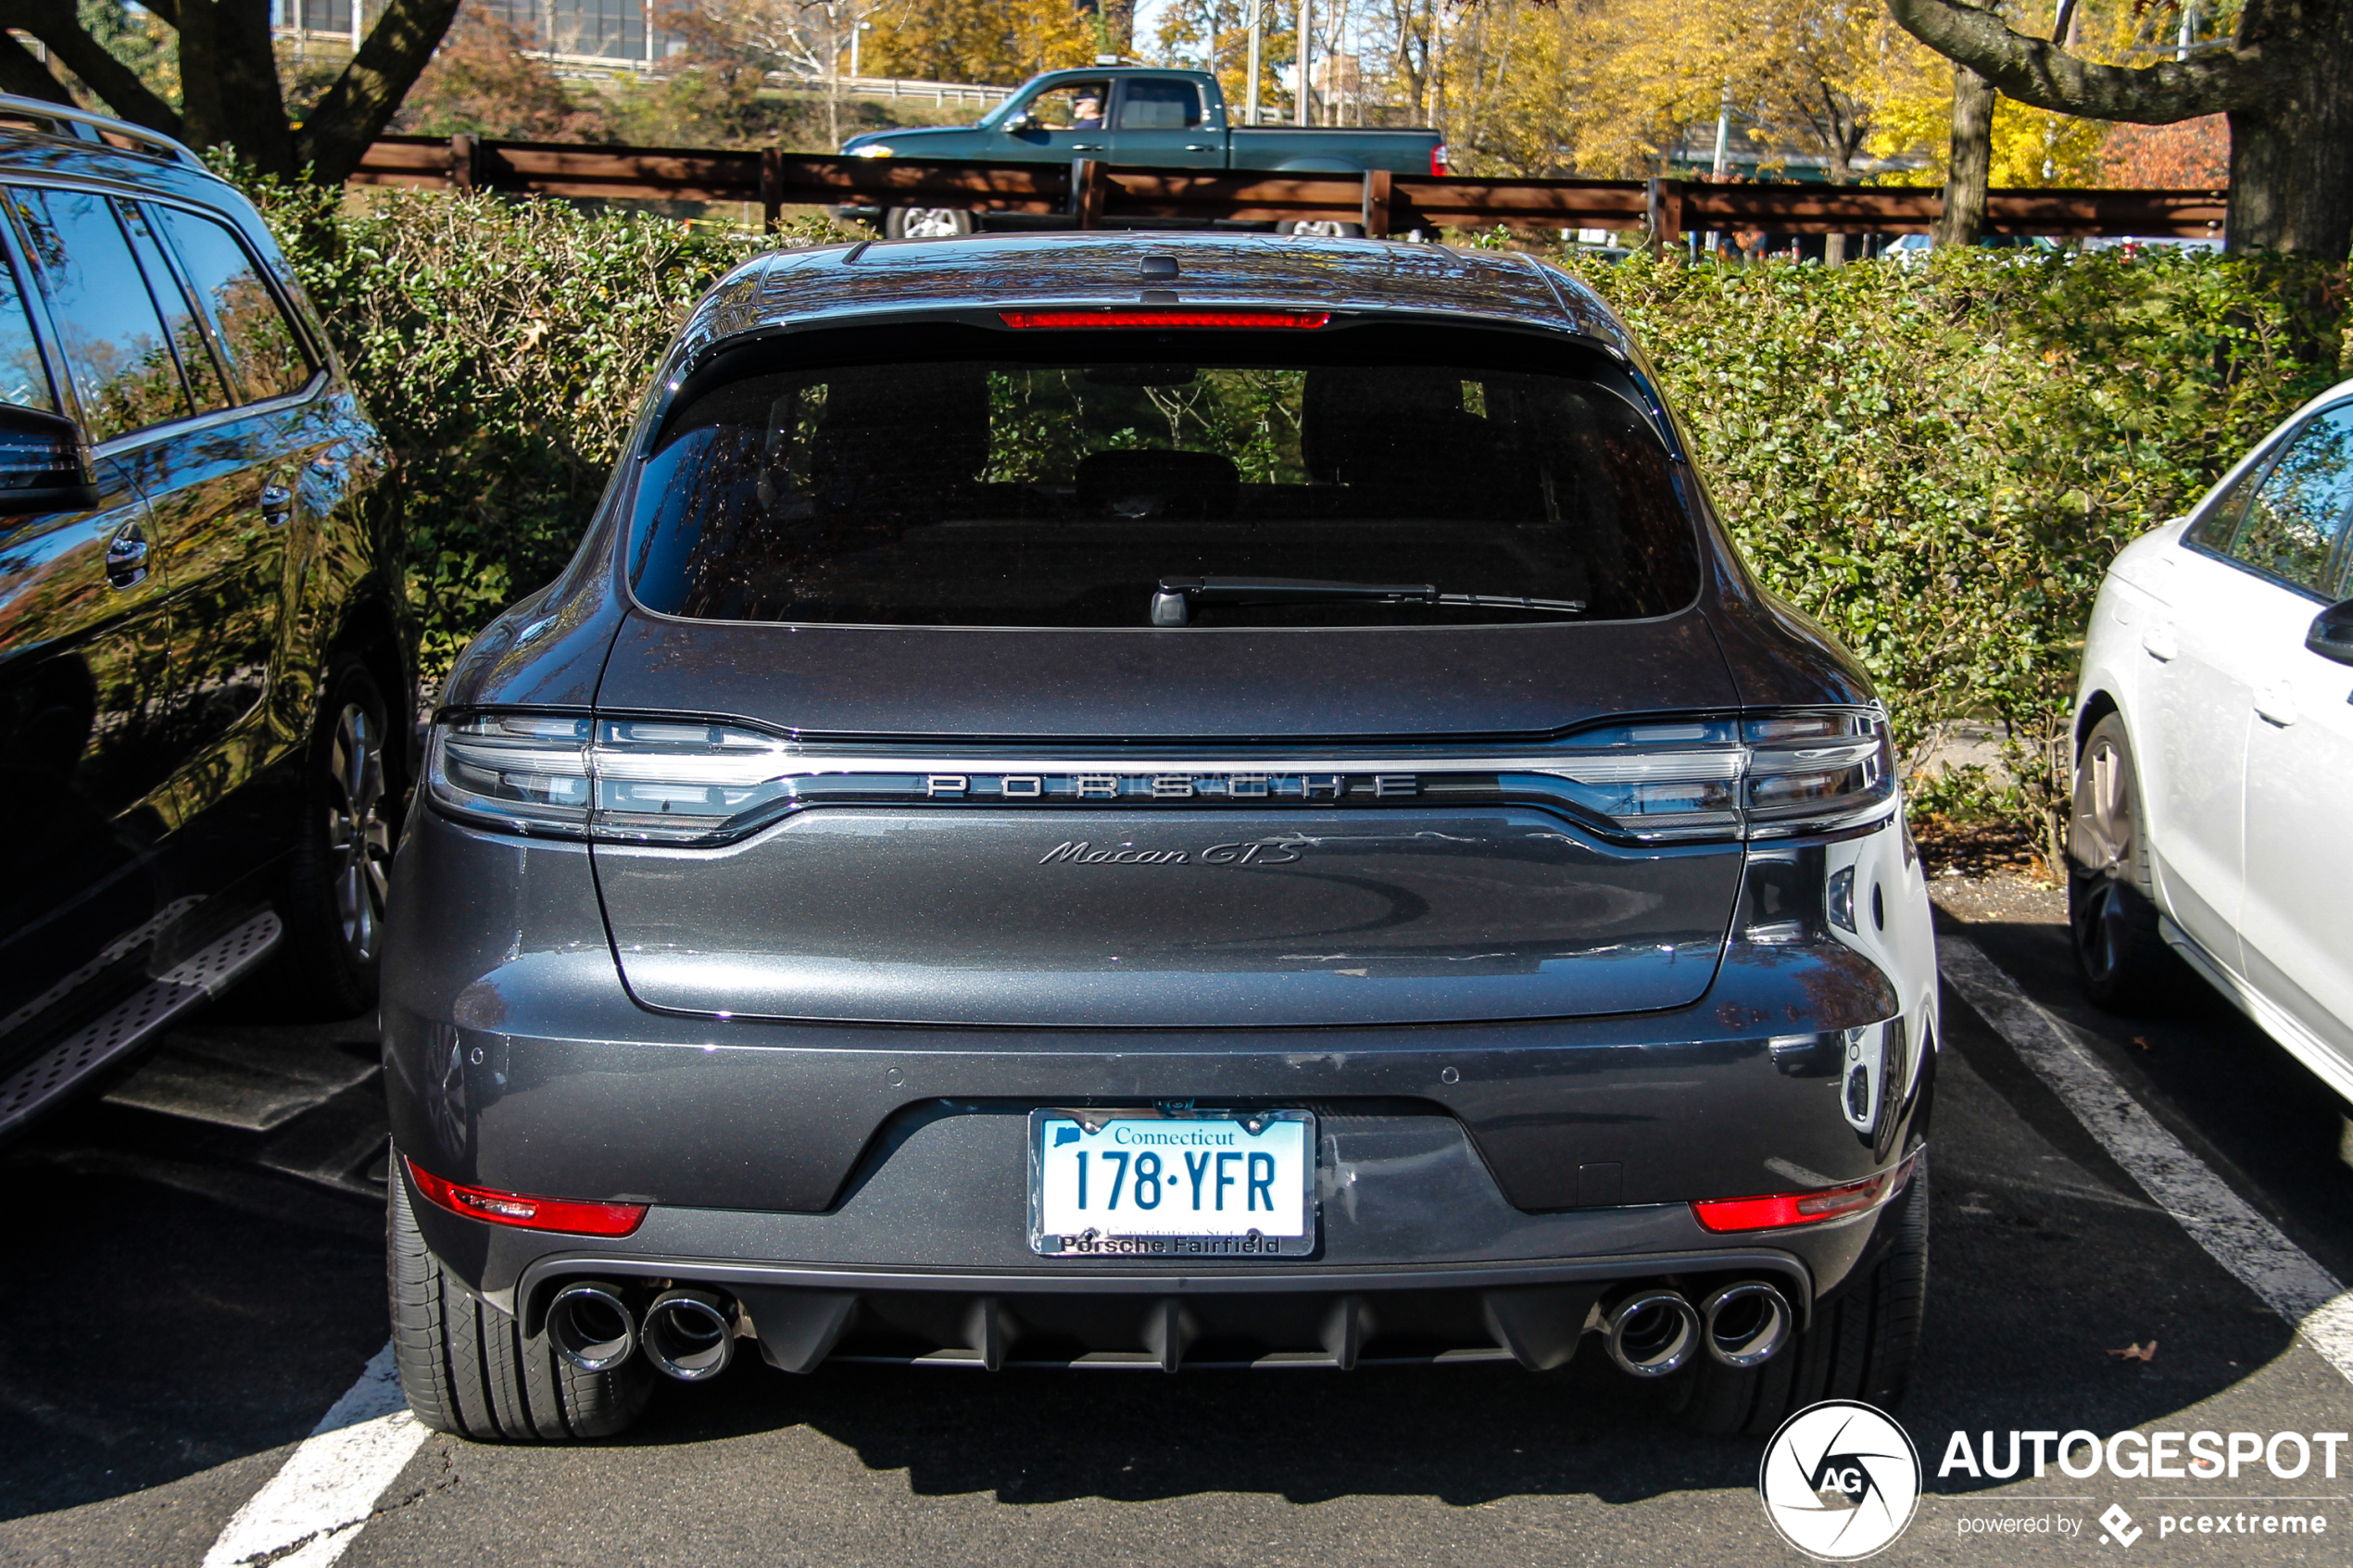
[447, 317, 1858, 1027]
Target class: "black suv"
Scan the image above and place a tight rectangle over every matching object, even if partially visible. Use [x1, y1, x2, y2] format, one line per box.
[385, 232, 1937, 1441]
[0, 96, 408, 1137]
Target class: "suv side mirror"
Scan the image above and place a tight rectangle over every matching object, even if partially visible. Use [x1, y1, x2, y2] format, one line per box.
[0, 404, 98, 513]
[2308, 598, 2353, 666]
[1002, 110, 1035, 132]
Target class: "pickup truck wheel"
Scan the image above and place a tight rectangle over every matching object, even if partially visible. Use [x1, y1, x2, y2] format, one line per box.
[1277, 220, 1365, 239]
[887, 207, 975, 240]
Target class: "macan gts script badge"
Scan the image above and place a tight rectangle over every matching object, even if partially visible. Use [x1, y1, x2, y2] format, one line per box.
[1038, 839, 1304, 867]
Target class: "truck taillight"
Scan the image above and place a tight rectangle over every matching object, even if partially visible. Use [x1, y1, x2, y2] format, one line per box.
[1430, 143, 1449, 176]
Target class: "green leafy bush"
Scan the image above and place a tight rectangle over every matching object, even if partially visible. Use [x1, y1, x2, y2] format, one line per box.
[237, 182, 2348, 854]
[1574, 247, 2347, 862]
[245, 181, 859, 674]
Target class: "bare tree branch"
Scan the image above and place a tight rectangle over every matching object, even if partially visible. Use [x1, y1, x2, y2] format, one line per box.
[12, 0, 187, 135]
[1883, 0, 2281, 120]
[296, 0, 465, 183]
[0, 31, 78, 106]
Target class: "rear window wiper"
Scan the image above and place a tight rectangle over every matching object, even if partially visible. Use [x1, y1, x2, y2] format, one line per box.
[1151, 575, 1587, 627]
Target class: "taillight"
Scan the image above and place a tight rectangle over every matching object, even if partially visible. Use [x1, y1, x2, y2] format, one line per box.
[422, 705, 1893, 848]
[999, 309, 1331, 330]
[427, 715, 802, 844]
[1692, 1154, 1914, 1233]
[1529, 708, 1895, 843]
[1429, 143, 1449, 176]
[406, 1158, 648, 1236]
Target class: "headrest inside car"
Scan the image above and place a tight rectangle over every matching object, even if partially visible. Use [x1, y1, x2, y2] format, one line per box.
[1076, 448, 1240, 521]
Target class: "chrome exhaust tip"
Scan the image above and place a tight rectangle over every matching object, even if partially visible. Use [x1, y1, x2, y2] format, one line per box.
[1603, 1288, 1701, 1378]
[642, 1288, 736, 1382]
[1699, 1280, 1793, 1369]
[546, 1280, 637, 1373]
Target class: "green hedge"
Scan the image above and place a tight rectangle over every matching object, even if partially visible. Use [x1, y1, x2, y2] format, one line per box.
[244, 182, 2350, 853]
[1579, 248, 2347, 861]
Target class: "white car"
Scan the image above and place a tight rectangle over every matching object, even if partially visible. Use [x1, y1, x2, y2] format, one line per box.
[2070, 381, 2353, 1099]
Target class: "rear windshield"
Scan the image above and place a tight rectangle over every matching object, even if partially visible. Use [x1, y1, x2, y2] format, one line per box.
[626, 324, 1700, 628]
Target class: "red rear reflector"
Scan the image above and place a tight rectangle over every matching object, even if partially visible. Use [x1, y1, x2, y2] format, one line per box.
[406, 1157, 648, 1236]
[999, 309, 1331, 330]
[1691, 1156, 1913, 1233]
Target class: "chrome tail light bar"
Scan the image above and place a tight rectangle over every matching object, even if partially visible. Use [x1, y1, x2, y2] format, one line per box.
[424, 708, 1894, 848]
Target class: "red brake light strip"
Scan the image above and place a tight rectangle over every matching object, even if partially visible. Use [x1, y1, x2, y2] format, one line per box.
[999, 309, 1331, 330]
[406, 1157, 648, 1236]
[1690, 1155, 1915, 1234]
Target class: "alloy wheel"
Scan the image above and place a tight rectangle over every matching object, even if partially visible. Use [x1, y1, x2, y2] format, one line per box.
[899, 207, 967, 239]
[325, 700, 391, 965]
[2068, 733, 2134, 984]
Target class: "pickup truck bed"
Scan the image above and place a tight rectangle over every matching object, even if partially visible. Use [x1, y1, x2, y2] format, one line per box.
[837, 66, 1444, 237]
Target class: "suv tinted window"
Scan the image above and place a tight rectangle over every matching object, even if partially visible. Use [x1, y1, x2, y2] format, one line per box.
[149, 204, 313, 402]
[7, 185, 188, 440]
[2226, 403, 2353, 594]
[629, 324, 1699, 628]
[0, 255, 53, 412]
[120, 201, 230, 415]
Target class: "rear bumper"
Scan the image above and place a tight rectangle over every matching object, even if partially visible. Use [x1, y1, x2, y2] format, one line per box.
[383, 806, 1935, 1355]
[401, 1126, 1917, 1370]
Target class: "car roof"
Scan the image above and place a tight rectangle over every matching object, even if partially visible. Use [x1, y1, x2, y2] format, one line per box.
[678, 231, 1633, 364]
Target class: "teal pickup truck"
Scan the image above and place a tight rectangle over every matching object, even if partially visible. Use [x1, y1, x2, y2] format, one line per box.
[837, 66, 1446, 239]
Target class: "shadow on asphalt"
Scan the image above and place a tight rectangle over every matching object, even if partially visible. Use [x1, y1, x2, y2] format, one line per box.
[0, 1033, 390, 1524]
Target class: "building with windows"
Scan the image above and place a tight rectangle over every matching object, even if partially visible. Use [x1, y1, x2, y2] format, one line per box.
[274, 0, 680, 67]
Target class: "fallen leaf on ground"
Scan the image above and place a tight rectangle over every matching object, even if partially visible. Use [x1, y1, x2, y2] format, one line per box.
[2108, 1341, 2158, 1362]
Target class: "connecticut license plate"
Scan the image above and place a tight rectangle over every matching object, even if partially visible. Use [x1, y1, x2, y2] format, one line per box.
[1028, 1109, 1316, 1257]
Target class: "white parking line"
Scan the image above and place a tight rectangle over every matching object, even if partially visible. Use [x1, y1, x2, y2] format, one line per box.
[201, 1342, 428, 1568]
[1939, 934, 2353, 1385]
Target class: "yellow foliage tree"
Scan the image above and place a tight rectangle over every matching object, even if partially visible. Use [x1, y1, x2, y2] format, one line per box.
[861, 0, 1098, 87]
[1441, 0, 2112, 188]
[1865, 30, 2105, 186]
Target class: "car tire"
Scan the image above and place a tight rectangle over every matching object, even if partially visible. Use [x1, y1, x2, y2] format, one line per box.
[1670, 1153, 1928, 1436]
[388, 1167, 652, 1441]
[2067, 713, 2183, 1011]
[275, 656, 400, 1017]
[885, 207, 975, 240]
[1277, 220, 1365, 238]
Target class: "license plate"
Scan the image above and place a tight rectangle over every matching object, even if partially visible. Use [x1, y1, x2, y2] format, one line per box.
[1028, 1109, 1316, 1257]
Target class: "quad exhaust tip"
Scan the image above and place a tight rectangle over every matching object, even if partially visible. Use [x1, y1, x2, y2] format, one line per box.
[1700, 1280, 1793, 1369]
[1603, 1288, 1702, 1378]
[642, 1287, 736, 1382]
[546, 1280, 637, 1374]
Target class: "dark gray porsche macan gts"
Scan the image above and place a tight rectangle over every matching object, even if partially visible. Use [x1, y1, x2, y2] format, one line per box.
[382, 232, 1939, 1443]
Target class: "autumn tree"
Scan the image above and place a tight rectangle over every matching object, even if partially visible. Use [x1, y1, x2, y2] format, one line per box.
[1, 0, 461, 183]
[1885, 0, 2353, 252]
[861, 0, 1096, 86]
[394, 6, 612, 140]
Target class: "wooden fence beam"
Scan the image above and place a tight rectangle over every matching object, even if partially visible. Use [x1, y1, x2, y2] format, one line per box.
[344, 136, 2232, 240]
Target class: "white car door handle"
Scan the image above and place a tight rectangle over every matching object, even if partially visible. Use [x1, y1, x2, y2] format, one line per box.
[2143, 621, 2178, 661]
[2255, 684, 2300, 727]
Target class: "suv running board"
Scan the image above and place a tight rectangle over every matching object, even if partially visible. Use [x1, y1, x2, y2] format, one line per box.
[0, 910, 283, 1140]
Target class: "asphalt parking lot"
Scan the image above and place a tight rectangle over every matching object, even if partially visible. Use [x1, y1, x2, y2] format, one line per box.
[5, 880, 2352, 1567]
